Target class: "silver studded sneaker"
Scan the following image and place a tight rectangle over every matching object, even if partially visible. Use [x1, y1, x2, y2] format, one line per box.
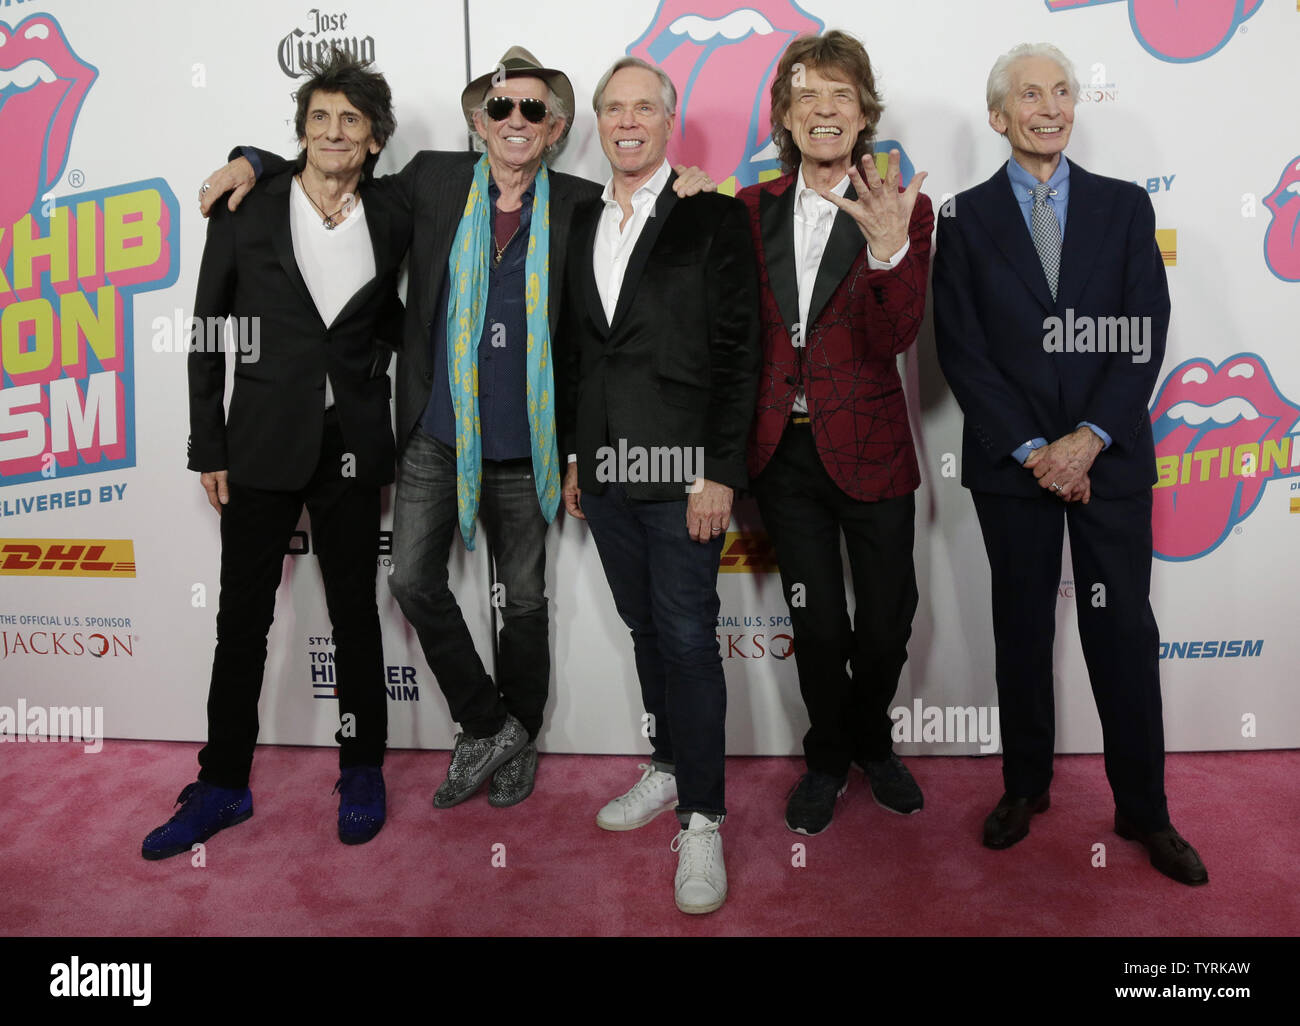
[488, 741, 538, 808]
[596, 763, 678, 831]
[671, 812, 727, 915]
[433, 713, 527, 809]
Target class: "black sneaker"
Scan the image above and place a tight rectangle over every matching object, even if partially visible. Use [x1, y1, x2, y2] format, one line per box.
[862, 754, 923, 815]
[784, 771, 847, 835]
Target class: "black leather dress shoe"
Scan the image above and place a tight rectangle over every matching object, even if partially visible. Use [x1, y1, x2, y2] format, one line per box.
[982, 791, 1050, 849]
[1115, 814, 1209, 886]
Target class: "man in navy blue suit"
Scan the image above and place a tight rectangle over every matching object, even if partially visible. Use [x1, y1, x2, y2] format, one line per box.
[933, 43, 1206, 885]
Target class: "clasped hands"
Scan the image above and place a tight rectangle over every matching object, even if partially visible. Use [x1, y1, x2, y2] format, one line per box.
[1024, 426, 1105, 504]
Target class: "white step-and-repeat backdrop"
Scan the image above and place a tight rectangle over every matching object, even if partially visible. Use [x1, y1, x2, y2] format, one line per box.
[1, 0, 1296, 757]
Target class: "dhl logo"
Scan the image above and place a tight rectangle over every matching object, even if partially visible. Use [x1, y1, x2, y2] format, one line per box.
[717, 532, 779, 574]
[1156, 228, 1177, 266]
[0, 539, 135, 577]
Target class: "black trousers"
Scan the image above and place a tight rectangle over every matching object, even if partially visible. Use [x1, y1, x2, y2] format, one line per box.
[972, 489, 1169, 832]
[197, 411, 387, 788]
[752, 422, 918, 777]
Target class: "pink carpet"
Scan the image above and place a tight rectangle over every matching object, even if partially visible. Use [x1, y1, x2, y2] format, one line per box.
[1, 741, 1295, 936]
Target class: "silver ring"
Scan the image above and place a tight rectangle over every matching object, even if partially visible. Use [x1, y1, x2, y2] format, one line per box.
[1051, 482, 1062, 492]
[200, 182, 211, 194]
[710, 527, 723, 534]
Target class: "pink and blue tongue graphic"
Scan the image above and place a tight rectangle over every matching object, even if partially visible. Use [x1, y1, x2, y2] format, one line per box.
[1044, 0, 1263, 62]
[628, 1, 915, 188]
[1150, 355, 1300, 561]
[629, 0, 822, 188]
[0, 15, 97, 273]
[1264, 157, 1300, 283]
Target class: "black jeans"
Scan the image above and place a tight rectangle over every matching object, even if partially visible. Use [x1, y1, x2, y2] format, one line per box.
[388, 428, 549, 740]
[198, 411, 386, 789]
[580, 482, 728, 817]
[751, 421, 918, 777]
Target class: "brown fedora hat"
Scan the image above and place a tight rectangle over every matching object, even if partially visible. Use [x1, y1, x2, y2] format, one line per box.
[461, 45, 576, 141]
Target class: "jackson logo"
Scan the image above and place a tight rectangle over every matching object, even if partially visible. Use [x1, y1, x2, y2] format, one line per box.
[1263, 156, 1300, 283]
[0, 538, 136, 577]
[1044, 0, 1263, 63]
[717, 531, 779, 573]
[1150, 354, 1300, 561]
[0, 15, 179, 489]
[1, 630, 133, 659]
[627, 1, 918, 193]
[276, 9, 375, 79]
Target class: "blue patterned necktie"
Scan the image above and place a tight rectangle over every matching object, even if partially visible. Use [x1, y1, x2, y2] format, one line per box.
[1031, 182, 1061, 300]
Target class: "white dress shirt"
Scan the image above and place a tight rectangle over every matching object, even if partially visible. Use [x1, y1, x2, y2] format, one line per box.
[593, 159, 672, 323]
[790, 163, 909, 414]
[289, 176, 375, 409]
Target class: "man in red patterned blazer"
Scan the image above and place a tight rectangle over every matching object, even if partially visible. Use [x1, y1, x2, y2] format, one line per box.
[736, 30, 933, 835]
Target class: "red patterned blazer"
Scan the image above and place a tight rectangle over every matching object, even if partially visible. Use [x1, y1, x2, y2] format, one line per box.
[737, 174, 933, 501]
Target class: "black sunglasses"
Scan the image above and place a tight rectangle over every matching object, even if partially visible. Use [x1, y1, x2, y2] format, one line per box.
[483, 96, 549, 124]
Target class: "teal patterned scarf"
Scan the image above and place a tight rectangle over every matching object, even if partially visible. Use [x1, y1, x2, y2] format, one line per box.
[446, 155, 559, 549]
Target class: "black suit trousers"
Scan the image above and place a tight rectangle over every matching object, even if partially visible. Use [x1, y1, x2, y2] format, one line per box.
[197, 410, 387, 788]
[971, 489, 1169, 831]
[752, 422, 918, 775]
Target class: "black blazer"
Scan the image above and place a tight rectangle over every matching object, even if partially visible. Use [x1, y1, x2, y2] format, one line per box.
[933, 159, 1170, 498]
[187, 168, 407, 489]
[558, 174, 761, 500]
[244, 148, 602, 460]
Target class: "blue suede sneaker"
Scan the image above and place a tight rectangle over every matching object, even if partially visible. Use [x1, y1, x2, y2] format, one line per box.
[334, 766, 385, 845]
[141, 781, 253, 860]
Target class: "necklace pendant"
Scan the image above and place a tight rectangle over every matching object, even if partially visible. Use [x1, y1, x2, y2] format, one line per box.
[322, 215, 337, 230]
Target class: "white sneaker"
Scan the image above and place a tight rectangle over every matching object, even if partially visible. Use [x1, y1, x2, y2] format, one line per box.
[671, 813, 727, 914]
[596, 763, 678, 831]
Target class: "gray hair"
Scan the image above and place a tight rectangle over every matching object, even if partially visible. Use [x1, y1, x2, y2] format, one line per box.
[591, 56, 677, 116]
[471, 84, 570, 159]
[986, 43, 1079, 114]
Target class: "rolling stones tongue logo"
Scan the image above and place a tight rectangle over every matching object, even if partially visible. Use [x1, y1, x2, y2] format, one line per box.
[1150, 355, 1300, 561]
[0, 15, 98, 270]
[1264, 156, 1300, 283]
[1045, 0, 1263, 62]
[628, 0, 823, 187]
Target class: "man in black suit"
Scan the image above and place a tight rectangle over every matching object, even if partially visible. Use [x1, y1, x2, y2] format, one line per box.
[143, 52, 406, 859]
[201, 49, 712, 811]
[933, 43, 1206, 885]
[559, 57, 760, 915]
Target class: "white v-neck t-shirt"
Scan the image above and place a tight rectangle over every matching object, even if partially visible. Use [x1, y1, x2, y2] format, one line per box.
[289, 176, 376, 408]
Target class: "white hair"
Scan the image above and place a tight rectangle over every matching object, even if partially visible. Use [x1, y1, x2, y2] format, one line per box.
[986, 43, 1080, 114]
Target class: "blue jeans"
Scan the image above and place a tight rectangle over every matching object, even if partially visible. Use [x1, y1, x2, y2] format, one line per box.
[388, 428, 549, 739]
[579, 482, 727, 817]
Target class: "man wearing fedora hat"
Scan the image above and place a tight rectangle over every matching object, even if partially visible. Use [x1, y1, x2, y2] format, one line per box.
[201, 47, 713, 811]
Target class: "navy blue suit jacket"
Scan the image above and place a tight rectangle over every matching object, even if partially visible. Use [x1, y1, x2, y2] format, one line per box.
[933, 158, 1170, 498]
